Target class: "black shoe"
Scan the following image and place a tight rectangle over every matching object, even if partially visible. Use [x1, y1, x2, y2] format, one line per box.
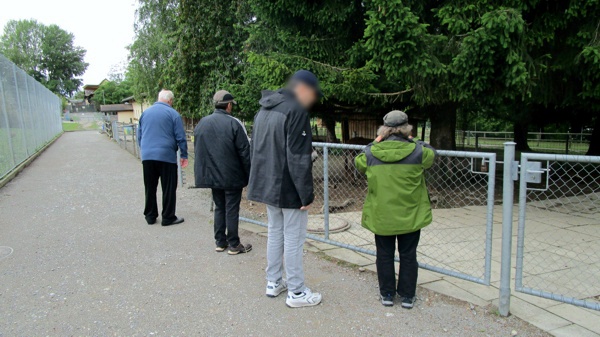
[162, 217, 184, 226]
[401, 296, 415, 309]
[227, 243, 252, 255]
[380, 294, 394, 307]
[146, 217, 157, 225]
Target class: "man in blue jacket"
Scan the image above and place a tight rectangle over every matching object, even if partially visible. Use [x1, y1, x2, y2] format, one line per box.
[137, 90, 188, 226]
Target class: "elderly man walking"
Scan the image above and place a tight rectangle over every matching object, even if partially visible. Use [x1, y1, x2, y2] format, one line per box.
[248, 70, 323, 308]
[194, 90, 252, 255]
[137, 90, 188, 226]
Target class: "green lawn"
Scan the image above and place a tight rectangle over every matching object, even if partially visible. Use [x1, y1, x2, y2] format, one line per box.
[63, 122, 82, 132]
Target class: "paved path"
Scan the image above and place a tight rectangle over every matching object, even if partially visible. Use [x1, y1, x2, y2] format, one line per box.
[0, 132, 547, 336]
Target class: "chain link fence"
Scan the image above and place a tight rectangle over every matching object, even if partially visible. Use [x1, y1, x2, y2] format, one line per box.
[111, 121, 140, 159]
[240, 142, 497, 285]
[516, 153, 600, 310]
[106, 120, 185, 186]
[0, 55, 62, 179]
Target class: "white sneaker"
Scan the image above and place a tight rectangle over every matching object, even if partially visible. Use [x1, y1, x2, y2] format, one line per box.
[285, 287, 322, 308]
[266, 280, 287, 298]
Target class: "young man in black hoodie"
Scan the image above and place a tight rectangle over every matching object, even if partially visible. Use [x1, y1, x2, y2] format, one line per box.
[248, 70, 323, 308]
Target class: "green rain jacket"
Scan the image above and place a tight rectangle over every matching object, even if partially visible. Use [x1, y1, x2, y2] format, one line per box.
[355, 135, 437, 236]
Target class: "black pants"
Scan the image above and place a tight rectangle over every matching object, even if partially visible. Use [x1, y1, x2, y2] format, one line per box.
[375, 230, 421, 298]
[143, 160, 178, 223]
[212, 188, 242, 247]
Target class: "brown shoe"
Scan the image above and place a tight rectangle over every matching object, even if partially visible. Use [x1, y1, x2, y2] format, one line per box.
[215, 245, 228, 253]
[228, 243, 252, 255]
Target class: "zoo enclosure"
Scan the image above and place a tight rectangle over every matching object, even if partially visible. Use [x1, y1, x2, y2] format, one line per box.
[0, 55, 62, 179]
[239, 141, 600, 314]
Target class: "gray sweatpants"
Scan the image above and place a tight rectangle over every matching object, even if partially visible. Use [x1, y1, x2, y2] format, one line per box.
[266, 205, 308, 293]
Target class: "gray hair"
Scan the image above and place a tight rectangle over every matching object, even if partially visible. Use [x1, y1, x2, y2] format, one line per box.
[158, 89, 174, 102]
[377, 124, 413, 140]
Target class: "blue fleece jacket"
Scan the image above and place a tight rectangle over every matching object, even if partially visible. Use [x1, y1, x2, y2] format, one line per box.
[137, 102, 188, 163]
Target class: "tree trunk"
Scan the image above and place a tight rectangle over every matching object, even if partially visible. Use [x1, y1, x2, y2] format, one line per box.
[323, 116, 338, 143]
[429, 104, 457, 150]
[513, 120, 531, 152]
[586, 116, 600, 156]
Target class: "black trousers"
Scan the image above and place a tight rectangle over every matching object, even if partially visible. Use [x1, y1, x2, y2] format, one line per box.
[374, 230, 421, 298]
[212, 188, 242, 247]
[143, 160, 178, 223]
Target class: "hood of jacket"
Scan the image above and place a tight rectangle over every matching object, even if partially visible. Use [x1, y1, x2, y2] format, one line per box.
[370, 135, 416, 163]
[259, 89, 292, 109]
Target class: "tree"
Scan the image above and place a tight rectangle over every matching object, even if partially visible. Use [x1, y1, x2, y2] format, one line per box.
[0, 19, 88, 96]
[91, 77, 134, 109]
[166, 0, 252, 118]
[128, 0, 179, 101]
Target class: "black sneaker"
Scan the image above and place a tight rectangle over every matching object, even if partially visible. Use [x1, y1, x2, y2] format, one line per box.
[401, 296, 415, 309]
[227, 243, 252, 255]
[380, 294, 394, 307]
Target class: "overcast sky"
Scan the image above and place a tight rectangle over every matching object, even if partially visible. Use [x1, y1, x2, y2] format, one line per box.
[0, 0, 137, 86]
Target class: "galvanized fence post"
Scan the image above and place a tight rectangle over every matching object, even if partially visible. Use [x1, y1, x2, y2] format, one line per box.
[177, 150, 183, 187]
[499, 142, 516, 316]
[483, 155, 497, 284]
[515, 153, 528, 292]
[123, 124, 127, 149]
[323, 145, 330, 239]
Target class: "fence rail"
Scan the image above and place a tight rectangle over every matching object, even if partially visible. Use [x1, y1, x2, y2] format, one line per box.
[456, 130, 592, 154]
[0, 55, 62, 179]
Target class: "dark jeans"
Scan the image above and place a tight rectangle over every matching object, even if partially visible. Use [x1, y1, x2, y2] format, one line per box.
[212, 188, 242, 247]
[375, 230, 421, 298]
[143, 160, 178, 223]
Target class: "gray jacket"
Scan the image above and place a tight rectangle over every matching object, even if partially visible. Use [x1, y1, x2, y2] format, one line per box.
[247, 89, 314, 208]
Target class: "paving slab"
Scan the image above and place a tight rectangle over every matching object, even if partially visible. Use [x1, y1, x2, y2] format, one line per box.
[323, 248, 377, 266]
[547, 304, 600, 334]
[421, 280, 489, 307]
[550, 324, 600, 337]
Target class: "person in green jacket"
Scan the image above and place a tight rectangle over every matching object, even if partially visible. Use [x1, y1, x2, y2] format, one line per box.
[355, 110, 437, 308]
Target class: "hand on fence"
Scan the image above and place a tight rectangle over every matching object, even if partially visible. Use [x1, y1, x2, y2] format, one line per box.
[181, 158, 189, 168]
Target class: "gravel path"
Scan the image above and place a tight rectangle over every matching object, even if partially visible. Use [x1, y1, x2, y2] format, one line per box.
[0, 132, 549, 336]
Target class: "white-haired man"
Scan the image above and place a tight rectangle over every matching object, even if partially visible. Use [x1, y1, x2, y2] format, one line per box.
[137, 90, 188, 226]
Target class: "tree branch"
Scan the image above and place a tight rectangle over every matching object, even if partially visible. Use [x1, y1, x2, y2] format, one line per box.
[365, 88, 414, 96]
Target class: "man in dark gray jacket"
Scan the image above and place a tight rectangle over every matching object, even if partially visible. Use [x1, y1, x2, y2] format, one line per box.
[248, 70, 322, 308]
[194, 90, 252, 255]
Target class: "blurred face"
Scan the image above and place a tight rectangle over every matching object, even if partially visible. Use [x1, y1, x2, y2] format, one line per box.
[293, 83, 318, 109]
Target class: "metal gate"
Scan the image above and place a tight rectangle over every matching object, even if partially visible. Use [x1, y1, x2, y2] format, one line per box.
[515, 153, 600, 311]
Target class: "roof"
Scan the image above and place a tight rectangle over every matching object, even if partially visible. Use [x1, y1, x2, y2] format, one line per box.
[121, 96, 135, 103]
[100, 104, 134, 112]
[83, 79, 109, 91]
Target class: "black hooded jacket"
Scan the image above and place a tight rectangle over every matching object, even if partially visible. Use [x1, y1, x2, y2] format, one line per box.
[247, 89, 314, 208]
[194, 109, 251, 189]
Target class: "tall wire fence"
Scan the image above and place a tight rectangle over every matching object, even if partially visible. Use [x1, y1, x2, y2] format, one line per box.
[0, 55, 62, 179]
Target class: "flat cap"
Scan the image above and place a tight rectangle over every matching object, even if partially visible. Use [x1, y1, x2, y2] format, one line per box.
[383, 110, 409, 127]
